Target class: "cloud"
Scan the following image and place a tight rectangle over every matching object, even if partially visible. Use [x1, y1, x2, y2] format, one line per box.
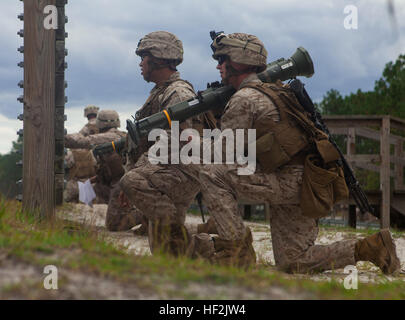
[0, 113, 20, 155]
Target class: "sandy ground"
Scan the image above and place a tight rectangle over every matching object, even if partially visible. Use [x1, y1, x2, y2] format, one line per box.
[2, 203, 404, 299]
[58, 203, 405, 285]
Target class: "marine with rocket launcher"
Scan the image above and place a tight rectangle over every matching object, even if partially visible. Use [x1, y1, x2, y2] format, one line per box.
[92, 33, 373, 216]
[93, 42, 313, 157]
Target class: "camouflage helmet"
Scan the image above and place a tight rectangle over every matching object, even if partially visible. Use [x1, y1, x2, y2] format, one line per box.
[211, 33, 267, 72]
[84, 105, 99, 117]
[96, 110, 120, 129]
[136, 31, 183, 66]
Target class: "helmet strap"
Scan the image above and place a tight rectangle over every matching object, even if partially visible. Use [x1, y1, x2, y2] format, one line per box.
[144, 57, 177, 82]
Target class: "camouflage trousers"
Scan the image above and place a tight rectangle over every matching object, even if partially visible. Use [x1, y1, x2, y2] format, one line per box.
[199, 164, 356, 274]
[105, 183, 146, 232]
[119, 158, 200, 229]
[64, 179, 79, 203]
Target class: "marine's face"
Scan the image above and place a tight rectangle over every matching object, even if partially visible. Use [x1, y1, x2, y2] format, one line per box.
[216, 55, 228, 84]
[139, 54, 151, 81]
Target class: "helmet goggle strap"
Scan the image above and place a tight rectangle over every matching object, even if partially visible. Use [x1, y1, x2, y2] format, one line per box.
[210, 33, 227, 53]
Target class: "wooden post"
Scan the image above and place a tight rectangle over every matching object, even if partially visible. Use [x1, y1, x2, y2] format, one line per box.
[347, 128, 356, 157]
[394, 139, 404, 190]
[55, 0, 67, 205]
[347, 127, 357, 228]
[380, 117, 391, 228]
[244, 205, 251, 220]
[22, 0, 56, 219]
[348, 205, 357, 229]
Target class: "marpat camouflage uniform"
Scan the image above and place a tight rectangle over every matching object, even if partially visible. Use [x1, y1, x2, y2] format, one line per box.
[65, 128, 126, 150]
[197, 73, 356, 273]
[119, 72, 204, 251]
[64, 125, 126, 204]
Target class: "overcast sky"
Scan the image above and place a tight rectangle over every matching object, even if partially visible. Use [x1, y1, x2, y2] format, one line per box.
[0, 0, 404, 154]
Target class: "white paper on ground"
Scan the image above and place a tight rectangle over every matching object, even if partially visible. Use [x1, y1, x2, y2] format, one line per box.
[78, 179, 96, 207]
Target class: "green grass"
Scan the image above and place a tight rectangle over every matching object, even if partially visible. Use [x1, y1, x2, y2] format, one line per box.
[0, 197, 404, 299]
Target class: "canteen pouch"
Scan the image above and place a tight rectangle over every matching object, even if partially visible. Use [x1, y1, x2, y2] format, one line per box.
[300, 154, 348, 218]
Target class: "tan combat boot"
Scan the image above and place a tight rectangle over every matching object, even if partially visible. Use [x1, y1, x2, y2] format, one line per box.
[197, 217, 218, 234]
[187, 233, 216, 262]
[354, 229, 401, 275]
[168, 223, 191, 256]
[148, 220, 190, 257]
[212, 227, 256, 269]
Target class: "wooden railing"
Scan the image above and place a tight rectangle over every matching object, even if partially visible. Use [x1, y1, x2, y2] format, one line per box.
[323, 115, 405, 228]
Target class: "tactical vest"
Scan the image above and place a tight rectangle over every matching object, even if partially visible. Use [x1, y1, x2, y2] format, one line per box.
[243, 81, 315, 173]
[69, 149, 97, 180]
[245, 81, 348, 218]
[129, 79, 197, 164]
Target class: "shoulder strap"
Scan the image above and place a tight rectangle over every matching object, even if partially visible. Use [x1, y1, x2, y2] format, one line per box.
[243, 82, 323, 140]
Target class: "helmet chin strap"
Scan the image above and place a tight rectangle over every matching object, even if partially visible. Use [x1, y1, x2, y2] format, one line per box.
[145, 58, 177, 82]
[223, 61, 248, 84]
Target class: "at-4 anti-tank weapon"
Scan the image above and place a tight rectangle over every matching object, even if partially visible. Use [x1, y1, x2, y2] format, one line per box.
[126, 45, 315, 145]
[93, 43, 314, 153]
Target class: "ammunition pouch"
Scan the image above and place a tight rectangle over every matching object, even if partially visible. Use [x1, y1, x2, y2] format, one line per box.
[300, 154, 349, 218]
[256, 125, 308, 173]
[315, 138, 340, 164]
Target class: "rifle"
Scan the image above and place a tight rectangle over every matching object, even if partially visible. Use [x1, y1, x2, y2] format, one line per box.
[289, 79, 374, 215]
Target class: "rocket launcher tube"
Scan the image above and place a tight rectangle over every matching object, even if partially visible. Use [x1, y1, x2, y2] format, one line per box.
[126, 84, 236, 145]
[124, 46, 315, 147]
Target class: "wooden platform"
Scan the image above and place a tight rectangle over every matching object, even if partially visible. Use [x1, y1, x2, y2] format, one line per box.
[324, 115, 405, 229]
[345, 190, 405, 228]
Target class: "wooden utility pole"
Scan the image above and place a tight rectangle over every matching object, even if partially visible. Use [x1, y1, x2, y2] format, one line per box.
[21, 0, 67, 219]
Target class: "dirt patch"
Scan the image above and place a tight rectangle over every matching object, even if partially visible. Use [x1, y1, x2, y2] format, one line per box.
[57, 203, 405, 285]
[0, 255, 159, 299]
